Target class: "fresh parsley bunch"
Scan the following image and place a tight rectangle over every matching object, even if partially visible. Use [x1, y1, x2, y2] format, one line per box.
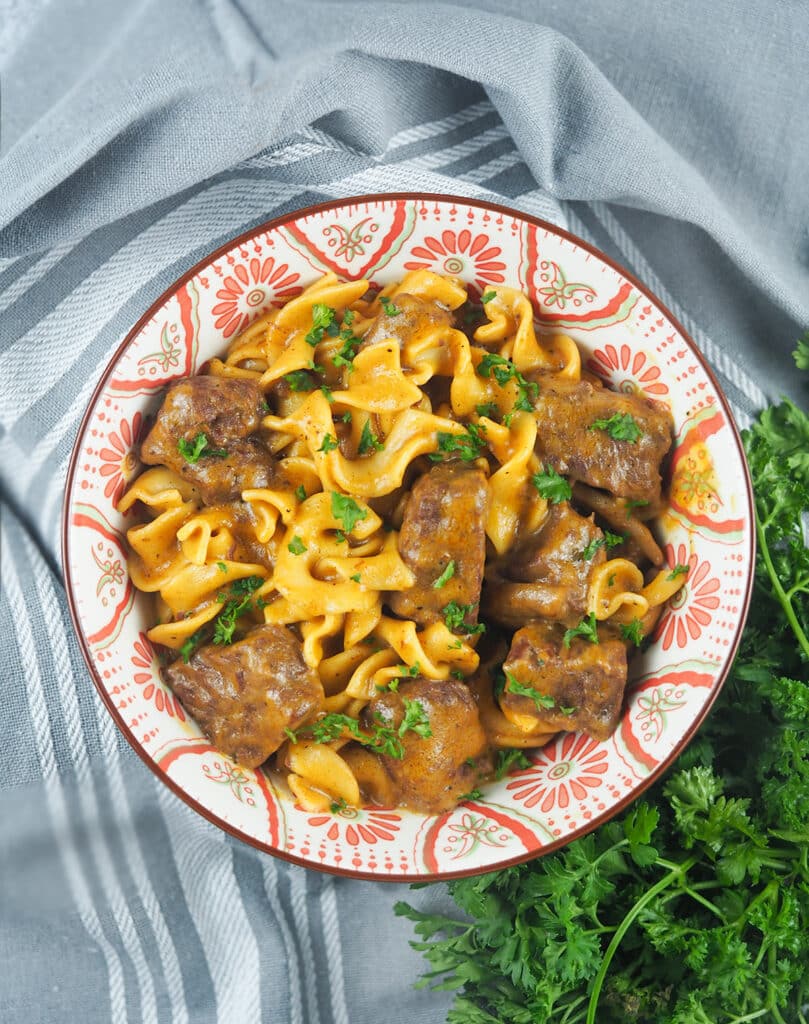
[397, 342, 809, 1024]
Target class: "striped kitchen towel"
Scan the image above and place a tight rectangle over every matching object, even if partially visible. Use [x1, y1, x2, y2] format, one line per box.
[1, 2, 805, 1021]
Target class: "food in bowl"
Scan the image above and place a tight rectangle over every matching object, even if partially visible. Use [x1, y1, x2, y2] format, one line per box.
[117, 268, 689, 815]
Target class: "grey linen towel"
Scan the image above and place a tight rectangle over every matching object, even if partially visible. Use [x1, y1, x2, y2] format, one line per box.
[1, 2, 806, 1021]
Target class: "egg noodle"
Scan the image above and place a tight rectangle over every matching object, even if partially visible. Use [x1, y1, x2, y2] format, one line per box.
[119, 271, 686, 812]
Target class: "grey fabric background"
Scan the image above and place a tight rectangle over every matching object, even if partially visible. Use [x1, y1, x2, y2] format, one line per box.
[1, 2, 806, 1021]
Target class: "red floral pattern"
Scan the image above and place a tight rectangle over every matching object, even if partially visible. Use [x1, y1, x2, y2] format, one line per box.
[404, 230, 505, 291]
[211, 257, 300, 338]
[655, 544, 721, 650]
[98, 412, 144, 505]
[587, 343, 669, 398]
[306, 807, 401, 846]
[132, 633, 186, 719]
[506, 734, 609, 812]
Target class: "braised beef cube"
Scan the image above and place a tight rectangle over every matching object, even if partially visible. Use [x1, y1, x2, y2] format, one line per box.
[531, 377, 673, 504]
[388, 463, 488, 626]
[166, 624, 323, 767]
[483, 503, 605, 628]
[501, 620, 627, 741]
[140, 375, 274, 501]
[361, 294, 452, 350]
[362, 678, 490, 814]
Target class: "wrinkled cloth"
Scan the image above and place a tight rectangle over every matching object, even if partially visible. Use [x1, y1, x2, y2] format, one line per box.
[1, 2, 806, 1022]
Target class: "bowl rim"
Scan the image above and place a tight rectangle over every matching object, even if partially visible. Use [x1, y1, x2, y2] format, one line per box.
[61, 191, 756, 882]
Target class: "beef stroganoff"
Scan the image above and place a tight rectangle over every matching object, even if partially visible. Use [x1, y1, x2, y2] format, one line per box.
[118, 270, 687, 814]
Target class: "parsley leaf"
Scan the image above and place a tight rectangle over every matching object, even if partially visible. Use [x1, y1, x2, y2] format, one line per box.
[294, 484, 307, 502]
[179, 628, 206, 663]
[619, 618, 645, 647]
[380, 295, 401, 316]
[284, 370, 315, 391]
[531, 465, 572, 503]
[350, 573, 361, 583]
[504, 671, 556, 710]
[177, 432, 228, 463]
[481, 289, 497, 304]
[563, 612, 599, 647]
[494, 748, 532, 779]
[475, 402, 498, 419]
[580, 531, 625, 560]
[317, 433, 338, 453]
[358, 419, 384, 454]
[476, 353, 539, 413]
[305, 303, 335, 347]
[589, 412, 643, 442]
[442, 600, 484, 635]
[399, 698, 432, 739]
[667, 563, 690, 580]
[433, 561, 456, 588]
[625, 497, 650, 518]
[429, 424, 488, 462]
[331, 492, 368, 533]
[287, 536, 307, 555]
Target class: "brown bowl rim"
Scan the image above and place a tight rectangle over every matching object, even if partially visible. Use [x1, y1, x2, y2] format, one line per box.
[61, 191, 756, 882]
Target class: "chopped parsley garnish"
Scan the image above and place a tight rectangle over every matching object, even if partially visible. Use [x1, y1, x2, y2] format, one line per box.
[625, 498, 650, 518]
[476, 353, 539, 413]
[317, 433, 338, 453]
[459, 789, 483, 802]
[481, 290, 497, 304]
[212, 592, 254, 646]
[334, 530, 346, 544]
[295, 484, 307, 502]
[531, 466, 572, 503]
[330, 798, 347, 814]
[287, 536, 307, 555]
[320, 385, 334, 403]
[563, 612, 599, 647]
[399, 698, 432, 739]
[475, 402, 498, 419]
[380, 295, 401, 316]
[177, 432, 228, 463]
[358, 419, 384, 454]
[340, 410, 353, 424]
[451, 669, 466, 680]
[331, 492, 368, 533]
[433, 560, 456, 589]
[283, 727, 297, 742]
[229, 575, 263, 595]
[667, 563, 690, 581]
[429, 424, 488, 463]
[301, 711, 413, 760]
[342, 309, 356, 326]
[284, 370, 315, 391]
[305, 303, 336, 347]
[216, 561, 227, 573]
[350, 573, 361, 583]
[442, 600, 485, 635]
[494, 748, 532, 779]
[504, 672, 556, 710]
[620, 619, 645, 647]
[332, 331, 361, 369]
[580, 531, 625, 560]
[179, 628, 206, 663]
[589, 412, 643, 443]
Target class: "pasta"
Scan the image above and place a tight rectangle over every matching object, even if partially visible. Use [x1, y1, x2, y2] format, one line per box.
[119, 270, 687, 815]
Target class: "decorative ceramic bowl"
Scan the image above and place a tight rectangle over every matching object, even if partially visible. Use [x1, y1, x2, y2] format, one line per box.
[63, 194, 754, 880]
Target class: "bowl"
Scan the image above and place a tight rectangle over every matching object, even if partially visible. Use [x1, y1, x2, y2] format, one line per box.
[62, 193, 754, 880]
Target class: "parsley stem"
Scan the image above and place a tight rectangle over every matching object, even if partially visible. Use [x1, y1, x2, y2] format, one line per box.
[584, 856, 697, 1024]
[754, 500, 809, 660]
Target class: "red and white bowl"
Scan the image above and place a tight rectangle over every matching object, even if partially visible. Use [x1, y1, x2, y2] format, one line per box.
[62, 194, 754, 880]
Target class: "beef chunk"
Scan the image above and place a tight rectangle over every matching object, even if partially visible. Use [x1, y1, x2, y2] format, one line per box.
[141, 376, 274, 502]
[500, 620, 627, 741]
[483, 503, 605, 628]
[388, 463, 488, 626]
[362, 678, 490, 813]
[531, 377, 673, 504]
[166, 624, 323, 767]
[361, 294, 453, 350]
